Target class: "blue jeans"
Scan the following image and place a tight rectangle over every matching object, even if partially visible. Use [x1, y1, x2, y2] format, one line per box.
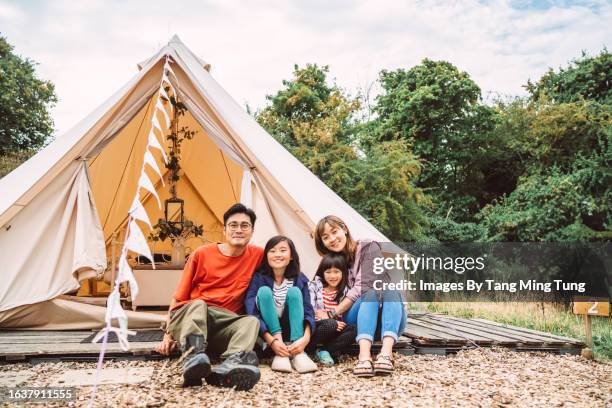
[344, 290, 406, 343]
[256, 286, 304, 342]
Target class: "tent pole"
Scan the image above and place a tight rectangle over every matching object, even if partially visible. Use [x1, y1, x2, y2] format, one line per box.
[110, 232, 118, 292]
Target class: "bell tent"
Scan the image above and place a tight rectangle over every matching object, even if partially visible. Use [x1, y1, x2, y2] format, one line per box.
[0, 36, 389, 329]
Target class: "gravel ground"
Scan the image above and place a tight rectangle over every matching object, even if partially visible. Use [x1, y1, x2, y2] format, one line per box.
[1, 348, 611, 408]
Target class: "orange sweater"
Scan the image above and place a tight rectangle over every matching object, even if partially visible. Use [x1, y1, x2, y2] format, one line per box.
[172, 243, 264, 314]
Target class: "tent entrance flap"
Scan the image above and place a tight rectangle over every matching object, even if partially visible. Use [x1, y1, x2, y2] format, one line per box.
[0, 161, 106, 313]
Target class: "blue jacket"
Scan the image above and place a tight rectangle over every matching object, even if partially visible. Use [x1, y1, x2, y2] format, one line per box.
[245, 270, 316, 337]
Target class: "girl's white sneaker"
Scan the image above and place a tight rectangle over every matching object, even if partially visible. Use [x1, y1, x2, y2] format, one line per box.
[271, 355, 293, 373]
[291, 352, 318, 373]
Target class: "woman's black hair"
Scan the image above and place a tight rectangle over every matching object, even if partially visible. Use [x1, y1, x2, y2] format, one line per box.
[258, 235, 300, 281]
[315, 253, 348, 303]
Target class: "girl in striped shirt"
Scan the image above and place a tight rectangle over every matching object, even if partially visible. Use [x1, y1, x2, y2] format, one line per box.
[245, 236, 317, 374]
[307, 253, 357, 365]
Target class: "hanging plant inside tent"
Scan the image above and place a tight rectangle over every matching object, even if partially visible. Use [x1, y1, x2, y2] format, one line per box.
[149, 88, 204, 244]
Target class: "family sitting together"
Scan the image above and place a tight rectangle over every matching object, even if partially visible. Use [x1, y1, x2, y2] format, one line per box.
[155, 203, 406, 391]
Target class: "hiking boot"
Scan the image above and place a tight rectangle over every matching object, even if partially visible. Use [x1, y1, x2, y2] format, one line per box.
[182, 334, 211, 387]
[205, 351, 261, 391]
[239, 350, 259, 367]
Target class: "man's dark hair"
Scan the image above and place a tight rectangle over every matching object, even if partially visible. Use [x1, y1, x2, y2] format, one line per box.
[223, 203, 256, 227]
[258, 235, 301, 281]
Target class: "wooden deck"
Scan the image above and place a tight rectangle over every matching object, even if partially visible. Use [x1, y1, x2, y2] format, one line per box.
[0, 330, 161, 362]
[0, 314, 585, 362]
[404, 313, 584, 355]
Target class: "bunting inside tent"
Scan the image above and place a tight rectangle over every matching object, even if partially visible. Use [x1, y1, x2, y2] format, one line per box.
[88, 55, 178, 406]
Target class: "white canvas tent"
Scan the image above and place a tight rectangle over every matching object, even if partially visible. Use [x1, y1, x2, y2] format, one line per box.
[0, 36, 389, 329]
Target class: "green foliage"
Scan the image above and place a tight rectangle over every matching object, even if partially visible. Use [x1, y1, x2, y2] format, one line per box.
[480, 162, 611, 242]
[257, 49, 611, 244]
[371, 59, 501, 220]
[482, 96, 611, 241]
[149, 93, 202, 243]
[332, 139, 429, 241]
[500, 98, 611, 171]
[0, 149, 36, 178]
[164, 94, 197, 194]
[527, 49, 612, 104]
[256, 64, 427, 241]
[374, 59, 482, 143]
[424, 215, 487, 243]
[149, 218, 203, 243]
[0, 36, 57, 154]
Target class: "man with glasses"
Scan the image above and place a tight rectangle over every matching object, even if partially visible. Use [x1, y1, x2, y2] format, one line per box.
[155, 203, 264, 391]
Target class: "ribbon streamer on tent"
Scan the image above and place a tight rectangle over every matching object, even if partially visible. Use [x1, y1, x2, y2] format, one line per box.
[144, 150, 165, 185]
[117, 250, 139, 299]
[129, 196, 152, 229]
[88, 54, 178, 408]
[138, 172, 161, 209]
[125, 220, 154, 264]
[156, 99, 171, 128]
[159, 85, 171, 107]
[151, 115, 164, 141]
[148, 130, 168, 164]
[164, 60, 178, 83]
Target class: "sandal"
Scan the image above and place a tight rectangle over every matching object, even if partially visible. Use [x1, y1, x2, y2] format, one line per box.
[353, 359, 374, 377]
[374, 354, 394, 375]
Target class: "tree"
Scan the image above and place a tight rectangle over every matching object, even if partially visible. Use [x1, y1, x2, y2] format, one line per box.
[0, 36, 57, 155]
[480, 99, 611, 241]
[257, 64, 360, 181]
[526, 49, 612, 105]
[480, 162, 611, 242]
[256, 64, 427, 240]
[371, 59, 501, 221]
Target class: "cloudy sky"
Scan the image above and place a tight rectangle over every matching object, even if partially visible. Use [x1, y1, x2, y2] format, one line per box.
[0, 0, 610, 135]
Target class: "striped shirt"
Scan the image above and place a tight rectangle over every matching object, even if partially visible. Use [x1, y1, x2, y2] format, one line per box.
[322, 287, 339, 311]
[273, 278, 294, 316]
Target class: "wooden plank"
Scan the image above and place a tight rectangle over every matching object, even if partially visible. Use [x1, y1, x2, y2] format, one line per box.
[417, 315, 540, 345]
[436, 316, 579, 345]
[456, 319, 568, 345]
[0, 336, 91, 344]
[407, 319, 491, 345]
[0, 330, 91, 337]
[417, 315, 531, 344]
[470, 318, 583, 345]
[405, 319, 466, 345]
[406, 319, 463, 340]
[0, 331, 90, 345]
[404, 322, 449, 341]
[405, 324, 456, 344]
[0, 341, 156, 358]
[409, 317, 498, 345]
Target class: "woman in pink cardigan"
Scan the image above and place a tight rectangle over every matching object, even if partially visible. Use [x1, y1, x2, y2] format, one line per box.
[314, 215, 406, 377]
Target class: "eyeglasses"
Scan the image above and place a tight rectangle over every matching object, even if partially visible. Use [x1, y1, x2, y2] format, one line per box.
[226, 222, 252, 231]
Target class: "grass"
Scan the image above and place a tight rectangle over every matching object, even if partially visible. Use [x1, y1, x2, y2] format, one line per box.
[408, 301, 612, 361]
[0, 150, 35, 178]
